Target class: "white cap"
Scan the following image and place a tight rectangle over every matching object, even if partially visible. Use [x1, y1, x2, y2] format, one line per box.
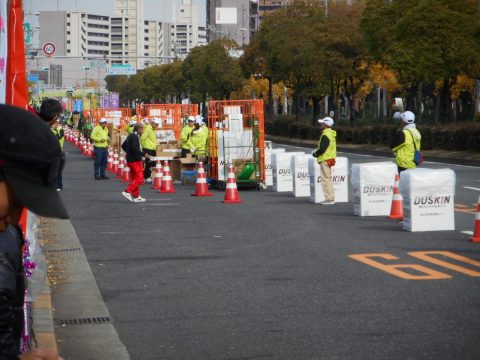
[143, 118, 151, 124]
[152, 118, 160, 125]
[401, 111, 415, 124]
[393, 112, 402, 120]
[195, 115, 204, 125]
[318, 117, 334, 127]
[99, 118, 107, 123]
[187, 115, 195, 122]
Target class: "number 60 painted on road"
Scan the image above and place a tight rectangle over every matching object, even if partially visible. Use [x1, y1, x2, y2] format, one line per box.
[349, 251, 480, 280]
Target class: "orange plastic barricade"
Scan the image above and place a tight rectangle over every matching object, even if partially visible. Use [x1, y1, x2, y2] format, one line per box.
[93, 108, 131, 128]
[207, 100, 265, 188]
[136, 104, 184, 141]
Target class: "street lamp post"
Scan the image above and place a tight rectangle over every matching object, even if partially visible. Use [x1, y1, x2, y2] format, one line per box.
[41, 66, 50, 89]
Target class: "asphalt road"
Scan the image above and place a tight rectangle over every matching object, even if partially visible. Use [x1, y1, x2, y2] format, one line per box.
[60, 141, 480, 360]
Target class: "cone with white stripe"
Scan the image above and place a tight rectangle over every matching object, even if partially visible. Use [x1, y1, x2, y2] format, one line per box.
[470, 196, 480, 243]
[160, 161, 176, 193]
[122, 162, 131, 182]
[152, 160, 163, 190]
[388, 174, 403, 220]
[116, 156, 125, 178]
[107, 150, 113, 172]
[223, 164, 243, 204]
[112, 151, 119, 173]
[192, 162, 213, 197]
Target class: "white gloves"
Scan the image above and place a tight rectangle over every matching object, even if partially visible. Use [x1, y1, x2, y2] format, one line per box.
[192, 130, 200, 135]
[190, 147, 197, 153]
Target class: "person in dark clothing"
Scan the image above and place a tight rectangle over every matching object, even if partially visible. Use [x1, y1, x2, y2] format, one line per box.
[122, 123, 147, 203]
[38, 99, 63, 126]
[0, 105, 67, 360]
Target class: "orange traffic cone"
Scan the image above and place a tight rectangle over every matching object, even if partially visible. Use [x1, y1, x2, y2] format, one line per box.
[192, 162, 213, 197]
[223, 164, 243, 204]
[160, 161, 176, 194]
[116, 156, 124, 178]
[152, 160, 163, 190]
[122, 162, 131, 182]
[470, 196, 480, 243]
[388, 174, 403, 220]
[107, 151, 113, 171]
[112, 152, 119, 173]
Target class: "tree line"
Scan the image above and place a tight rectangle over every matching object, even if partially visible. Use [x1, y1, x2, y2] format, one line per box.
[106, 0, 480, 125]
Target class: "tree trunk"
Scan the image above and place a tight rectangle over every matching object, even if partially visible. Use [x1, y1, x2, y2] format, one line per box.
[417, 82, 423, 123]
[440, 78, 451, 123]
[312, 96, 320, 125]
[434, 94, 441, 125]
[267, 77, 274, 120]
[202, 92, 207, 118]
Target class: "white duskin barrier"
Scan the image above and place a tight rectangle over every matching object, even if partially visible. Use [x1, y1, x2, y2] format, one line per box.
[352, 162, 397, 216]
[265, 148, 285, 186]
[272, 152, 305, 192]
[309, 157, 349, 203]
[399, 168, 456, 232]
[292, 154, 311, 197]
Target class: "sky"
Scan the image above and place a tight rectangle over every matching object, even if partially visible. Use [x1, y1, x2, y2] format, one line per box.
[24, 0, 207, 23]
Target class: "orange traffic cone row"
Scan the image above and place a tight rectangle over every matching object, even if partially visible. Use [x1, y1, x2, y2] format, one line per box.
[223, 164, 243, 204]
[470, 196, 480, 243]
[160, 161, 176, 194]
[107, 150, 113, 172]
[116, 156, 124, 178]
[152, 160, 163, 190]
[122, 162, 131, 182]
[388, 174, 403, 220]
[112, 152, 119, 173]
[192, 162, 213, 197]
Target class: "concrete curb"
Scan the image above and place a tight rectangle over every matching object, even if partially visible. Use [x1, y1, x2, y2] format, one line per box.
[41, 218, 130, 360]
[266, 135, 480, 167]
[31, 276, 58, 351]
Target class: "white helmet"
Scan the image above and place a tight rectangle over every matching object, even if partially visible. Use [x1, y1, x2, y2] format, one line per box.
[195, 115, 204, 125]
[401, 111, 415, 124]
[393, 112, 402, 121]
[187, 115, 195, 122]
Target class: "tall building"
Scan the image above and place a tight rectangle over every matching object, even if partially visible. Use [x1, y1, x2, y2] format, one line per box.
[258, 0, 294, 22]
[39, 11, 110, 58]
[114, 0, 145, 68]
[143, 20, 172, 66]
[206, 0, 259, 46]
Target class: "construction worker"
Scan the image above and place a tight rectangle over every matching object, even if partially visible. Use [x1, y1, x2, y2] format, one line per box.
[191, 115, 208, 163]
[312, 117, 337, 205]
[84, 119, 94, 140]
[391, 111, 422, 173]
[0, 105, 68, 360]
[126, 119, 136, 135]
[122, 123, 146, 203]
[181, 116, 195, 157]
[51, 120, 65, 191]
[141, 118, 159, 182]
[90, 119, 110, 180]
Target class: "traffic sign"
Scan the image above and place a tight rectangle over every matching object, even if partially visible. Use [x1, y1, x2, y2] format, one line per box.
[42, 42, 56, 57]
[27, 74, 39, 82]
[106, 64, 137, 76]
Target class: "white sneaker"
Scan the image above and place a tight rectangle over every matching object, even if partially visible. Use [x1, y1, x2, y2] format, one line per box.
[320, 200, 335, 205]
[122, 191, 133, 202]
[145, 178, 152, 183]
[133, 196, 146, 203]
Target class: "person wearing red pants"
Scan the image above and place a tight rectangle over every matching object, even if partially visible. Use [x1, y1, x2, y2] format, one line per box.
[121, 123, 147, 203]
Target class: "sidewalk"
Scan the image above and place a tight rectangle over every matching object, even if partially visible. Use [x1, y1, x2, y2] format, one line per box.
[267, 135, 480, 166]
[33, 217, 130, 360]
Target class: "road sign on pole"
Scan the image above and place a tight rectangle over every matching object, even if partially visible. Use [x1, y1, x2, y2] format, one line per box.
[106, 64, 137, 76]
[42, 42, 56, 57]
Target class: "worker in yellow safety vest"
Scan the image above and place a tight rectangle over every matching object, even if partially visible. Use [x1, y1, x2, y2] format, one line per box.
[312, 117, 337, 206]
[190, 115, 208, 162]
[126, 120, 136, 135]
[181, 116, 195, 157]
[91, 119, 110, 180]
[391, 111, 421, 173]
[140, 118, 159, 182]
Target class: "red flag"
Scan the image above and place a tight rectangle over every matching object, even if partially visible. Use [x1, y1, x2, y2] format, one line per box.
[6, 0, 28, 108]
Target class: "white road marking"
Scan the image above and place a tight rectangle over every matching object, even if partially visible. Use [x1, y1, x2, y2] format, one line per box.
[464, 187, 480, 191]
[461, 231, 474, 236]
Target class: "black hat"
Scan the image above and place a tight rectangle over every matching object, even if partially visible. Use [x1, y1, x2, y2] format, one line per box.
[0, 104, 69, 219]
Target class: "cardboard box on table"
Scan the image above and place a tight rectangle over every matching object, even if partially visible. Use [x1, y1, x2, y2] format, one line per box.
[399, 168, 456, 232]
[291, 154, 311, 197]
[309, 157, 349, 203]
[351, 162, 397, 216]
[271, 152, 305, 192]
[265, 148, 285, 186]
